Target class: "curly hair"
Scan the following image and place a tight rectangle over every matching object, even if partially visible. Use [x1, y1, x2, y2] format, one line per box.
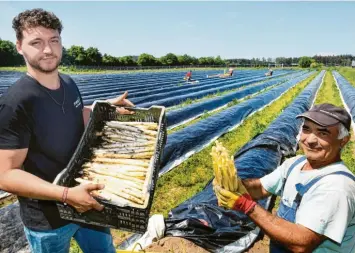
[12, 8, 63, 40]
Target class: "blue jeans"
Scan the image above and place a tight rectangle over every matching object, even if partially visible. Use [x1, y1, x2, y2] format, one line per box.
[24, 223, 116, 253]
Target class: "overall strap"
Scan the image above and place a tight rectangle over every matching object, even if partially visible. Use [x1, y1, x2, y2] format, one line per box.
[294, 171, 355, 205]
[285, 156, 307, 179]
[279, 156, 307, 195]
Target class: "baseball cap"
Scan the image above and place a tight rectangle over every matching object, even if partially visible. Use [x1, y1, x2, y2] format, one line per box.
[296, 103, 351, 131]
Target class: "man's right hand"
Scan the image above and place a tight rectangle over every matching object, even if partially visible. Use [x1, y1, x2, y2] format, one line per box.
[66, 183, 105, 213]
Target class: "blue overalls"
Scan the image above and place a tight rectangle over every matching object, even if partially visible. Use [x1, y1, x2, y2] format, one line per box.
[269, 156, 355, 253]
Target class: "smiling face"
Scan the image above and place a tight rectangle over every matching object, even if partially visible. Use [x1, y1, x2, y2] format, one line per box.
[299, 119, 348, 164]
[16, 26, 62, 73]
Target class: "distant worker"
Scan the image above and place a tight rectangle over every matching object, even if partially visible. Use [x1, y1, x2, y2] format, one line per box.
[265, 68, 273, 76]
[226, 67, 234, 77]
[184, 70, 192, 82]
[207, 67, 234, 78]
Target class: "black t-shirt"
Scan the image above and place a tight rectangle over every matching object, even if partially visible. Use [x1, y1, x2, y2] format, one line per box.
[0, 73, 84, 230]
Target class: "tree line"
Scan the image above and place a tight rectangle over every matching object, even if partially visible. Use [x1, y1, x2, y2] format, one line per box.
[227, 55, 355, 67]
[0, 38, 225, 67]
[1, 38, 354, 68]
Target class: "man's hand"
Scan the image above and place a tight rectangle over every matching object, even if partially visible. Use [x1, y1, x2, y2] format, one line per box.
[66, 183, 105, 213]
[108, 91, 135, 107]
[213, 178, 256, 214]
[106, 91, 134, 113]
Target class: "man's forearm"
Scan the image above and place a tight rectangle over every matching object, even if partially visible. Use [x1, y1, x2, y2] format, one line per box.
[242, 178, 270, 200]
[248, 205, 319, 253]
[0, 169, 65, 201]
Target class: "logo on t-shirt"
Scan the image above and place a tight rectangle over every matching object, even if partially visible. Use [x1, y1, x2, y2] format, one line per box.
[74, 97, 81, 108]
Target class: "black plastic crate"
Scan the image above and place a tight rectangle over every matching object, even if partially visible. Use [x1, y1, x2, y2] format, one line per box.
[53, 101, 167, 233]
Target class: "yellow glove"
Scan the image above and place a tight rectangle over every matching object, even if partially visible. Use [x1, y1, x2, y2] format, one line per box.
[213, 178, 256, 214]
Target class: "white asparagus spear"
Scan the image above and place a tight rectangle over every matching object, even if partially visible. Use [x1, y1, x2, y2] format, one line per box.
[115, 122, 158, 129]
[91, 157, 151, 166]
[85, 167, 145, 184]
[93, 152, 154, 159]
[82, 162, 148, 172]
[83, 173, 143, 191]
[82, 168, 146, 178]
[103, 127, 156, 141]
[104, 135, 149, 143]
[132, 127, 158, 137]
[104, 134, 153, 143]
[94, 146, 155, 153]
[100, 141, 155, 148]
[106, 121, 158, 137]
[106, 121, 143, 133]
[102, 136, 116, 143]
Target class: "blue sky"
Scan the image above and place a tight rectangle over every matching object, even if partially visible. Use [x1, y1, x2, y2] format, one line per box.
[0, 1, 354, 59]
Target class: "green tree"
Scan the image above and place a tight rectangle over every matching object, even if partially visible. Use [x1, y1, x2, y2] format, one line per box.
[67, 45, 87, 65]
[85, 47, 102, 65]
[0, 38, 23, 66]
[119, 56, 137, 66]
[61, 47, 74, 65]
[160, 53, 178, 65]
[137, 53, 158, 66]
[198, 57, 209, 65]
[298, 56, 313, 68]
[177, 54, 195, 65]
[102, 54, 120, 66]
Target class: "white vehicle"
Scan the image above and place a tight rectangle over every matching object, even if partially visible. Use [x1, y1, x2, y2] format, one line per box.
[352, 60, 355, 68]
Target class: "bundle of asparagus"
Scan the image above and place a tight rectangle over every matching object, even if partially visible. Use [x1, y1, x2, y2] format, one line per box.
[75, 121, 159, 206]
[211, 140, 238, 192]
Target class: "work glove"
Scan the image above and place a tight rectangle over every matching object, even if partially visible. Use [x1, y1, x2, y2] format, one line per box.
[213, 178, 256, 215]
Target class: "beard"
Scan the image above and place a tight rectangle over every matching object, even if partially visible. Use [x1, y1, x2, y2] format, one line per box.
[23, 52, 61, 74]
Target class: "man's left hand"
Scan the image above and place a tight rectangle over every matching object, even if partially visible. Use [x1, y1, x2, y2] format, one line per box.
[213, 178, 257, 214]
[107, 91, 135, 115]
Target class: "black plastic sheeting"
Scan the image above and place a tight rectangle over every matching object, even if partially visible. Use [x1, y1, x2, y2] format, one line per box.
[167, 71, 306, 129]
[135, 71, 292, 108]
[82, 70, 282, 105]
[159, 71, 315, 176]
[332, 71, 355, 123]
[82, 70, 262, 101]
[163, 70, 325, 252]
[0, 202, 30, 253]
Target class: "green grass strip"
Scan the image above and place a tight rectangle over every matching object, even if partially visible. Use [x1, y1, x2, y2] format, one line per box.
[338, 67, 355, 87]
[168, 81, 284, 134]
[167, 78, 277, 112]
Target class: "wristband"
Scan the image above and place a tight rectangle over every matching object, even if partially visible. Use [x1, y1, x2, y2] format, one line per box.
[62, 187, 69, 205]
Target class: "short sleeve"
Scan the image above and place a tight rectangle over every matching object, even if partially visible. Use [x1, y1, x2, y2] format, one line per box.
[0, 103, 31, 149]
[73, 82, 84, 109]
[260, 165, 284, 195]
[260, 157, 300, 195]
[296, 190, 352, 243]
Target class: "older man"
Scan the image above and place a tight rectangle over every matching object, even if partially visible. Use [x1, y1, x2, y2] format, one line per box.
[214, 103, 355, 253]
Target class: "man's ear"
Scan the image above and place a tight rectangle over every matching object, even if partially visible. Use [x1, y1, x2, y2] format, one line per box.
[340, 134, 350, 149]
[16, 40, 23, 55]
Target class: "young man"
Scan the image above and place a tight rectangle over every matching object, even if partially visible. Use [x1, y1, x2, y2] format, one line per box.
[0, 9, 134, 253]
[214, 103, 355, 252]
